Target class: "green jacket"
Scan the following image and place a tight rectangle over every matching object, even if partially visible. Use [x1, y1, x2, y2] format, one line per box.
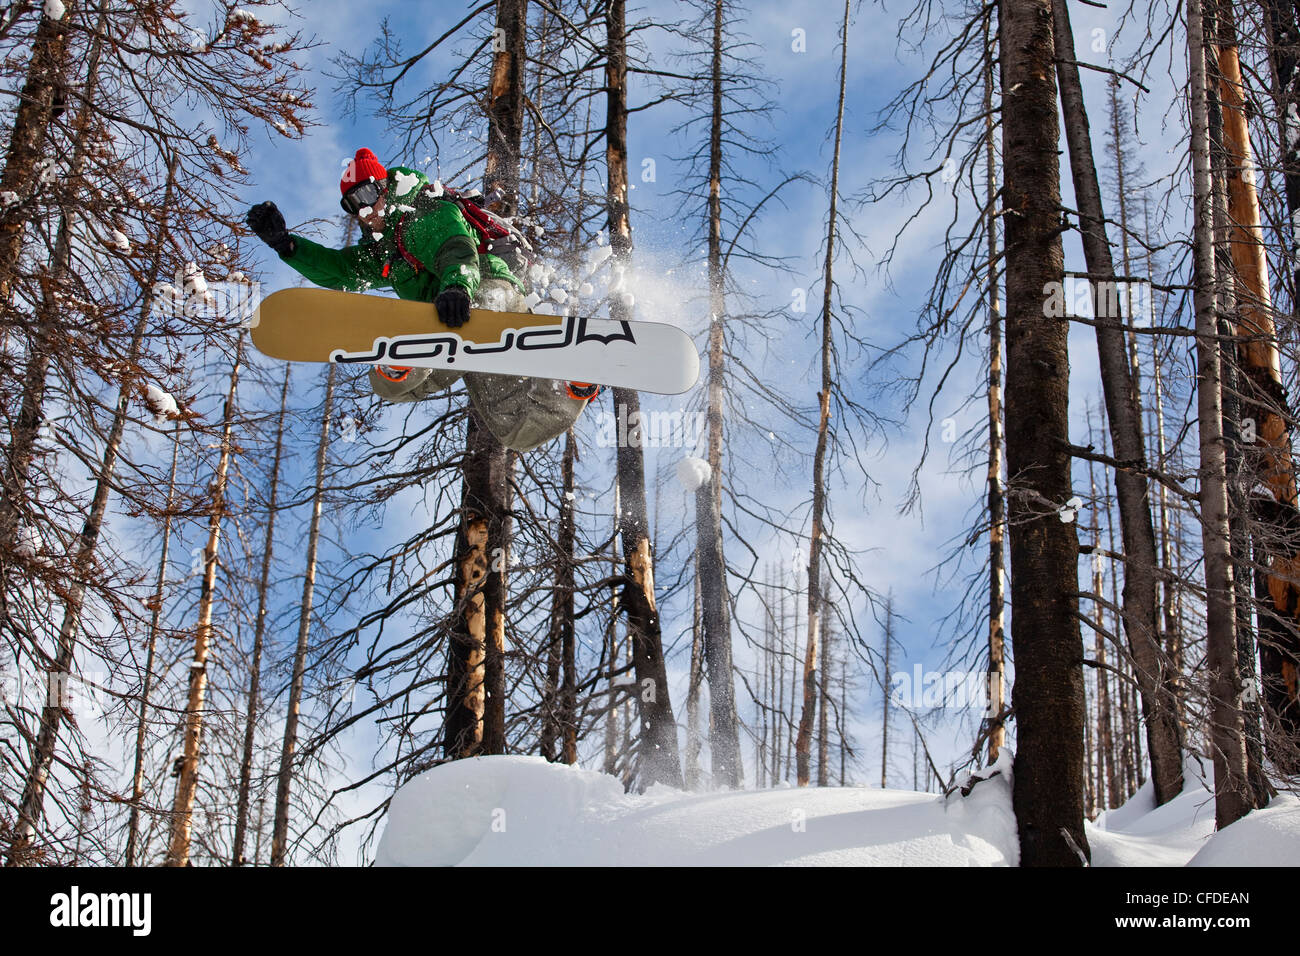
[279, 166, 525, 301]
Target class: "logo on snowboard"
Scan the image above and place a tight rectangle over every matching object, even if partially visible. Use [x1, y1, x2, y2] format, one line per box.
[329, 314, 638, 366]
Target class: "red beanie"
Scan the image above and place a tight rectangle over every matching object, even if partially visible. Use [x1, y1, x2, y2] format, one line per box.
[341, 148, 387, 194]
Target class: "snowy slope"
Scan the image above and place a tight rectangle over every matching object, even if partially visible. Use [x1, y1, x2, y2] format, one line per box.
[375, 754, 1017, 866]
[1188, 793, 1300, 866]
[1086, 756, 1219, 867]
[373, 752, 1299, 866]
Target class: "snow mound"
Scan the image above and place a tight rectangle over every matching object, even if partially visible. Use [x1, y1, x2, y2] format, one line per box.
[374, 756, 628, 867]
[1087, 755, 1217, 866]
[374, 754, 1018, 866]
[1188, 793, 1300, 867]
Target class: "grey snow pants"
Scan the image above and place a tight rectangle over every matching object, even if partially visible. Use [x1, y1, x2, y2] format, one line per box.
[367, 278, 589, 453]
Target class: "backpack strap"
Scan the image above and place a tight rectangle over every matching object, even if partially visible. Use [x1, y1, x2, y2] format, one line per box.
[393, 214, 425, 273]
[393, 187, 533, 280]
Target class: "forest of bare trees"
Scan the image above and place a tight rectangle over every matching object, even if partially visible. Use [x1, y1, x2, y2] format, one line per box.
[0, 0, 1296, 871]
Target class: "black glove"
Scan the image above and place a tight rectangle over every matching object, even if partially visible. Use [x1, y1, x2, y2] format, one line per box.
[247, 201, 295, 256]
[435, 287, 472, 328]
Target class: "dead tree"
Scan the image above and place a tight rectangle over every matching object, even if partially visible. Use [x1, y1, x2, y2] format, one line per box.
[605, 0, 683, 790]
[798, 0, 850, 789]
[1000, 0, 1089, 866]
[1051, 0, 1183, 804]
[166, 334, 245, 867]
[982, 15, 1007, 766]
[444, 0, 528, 760]
[124, 421, 181, 867]
[232, 364, 291, 866]
[1187, 0, 1253, 829]
[270, 366, 336, 866]
[1214, 0, 1300, 775]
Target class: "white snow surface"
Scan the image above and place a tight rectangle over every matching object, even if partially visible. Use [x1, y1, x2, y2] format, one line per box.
[374, 751, 1300, 866]
[44, 0, 66, 20]
[1187, 794, 1300, 867]
[1086, 754, 1300, 866]
[374, 755, 1018, 866]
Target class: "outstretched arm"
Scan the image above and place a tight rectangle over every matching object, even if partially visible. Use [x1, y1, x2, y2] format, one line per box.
[247, 202, 380, 292]
[280, 235, 379, 292]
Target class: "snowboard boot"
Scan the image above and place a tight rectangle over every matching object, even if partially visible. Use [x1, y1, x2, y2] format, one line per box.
[564, 381, 603, 401]
[369, 364, 462, 403]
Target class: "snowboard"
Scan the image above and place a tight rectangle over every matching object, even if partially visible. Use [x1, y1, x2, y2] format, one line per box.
[247, 287, 700, 395]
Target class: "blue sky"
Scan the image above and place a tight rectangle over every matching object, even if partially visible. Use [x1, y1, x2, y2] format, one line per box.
[207, 0, 1196, 856]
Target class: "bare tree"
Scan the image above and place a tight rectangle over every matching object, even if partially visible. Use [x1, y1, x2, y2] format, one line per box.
[166, 334, 245, 867]
[1051, 0, 1183, 805]
[797, 0, 850, 789]
[1000, 0, 1089, 866]
[605, 0, 683, 790]
[1188, 0, 1252, 829]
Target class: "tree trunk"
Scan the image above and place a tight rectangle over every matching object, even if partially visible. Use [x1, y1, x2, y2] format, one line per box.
[1187, 0, 1252, 828]
[798, 0, 850, 788]
[1052, 0, 1183, 804]
[1215, 0, 1300, 775]
[483, 0, 527, 209]
[685, 554, 703, 789]
[166, 334, 244, 867]
[699, 0, 740, 788]
[0, 4, 98, 548]
[445, 410, 507, 758]
[1087, 415, 1120, 810]
[1000, 0, 1089, 865]
[1100, 440, 1138, 802]
[125, 422, 181, 867]
[1261, 0, 1300, 307]
[269, 366, 334, 865]
[881, 595, 892, 788]
[605, 0, 683, 790]
[541, 428, 578, 764]
[611, 392, 685, 788]
[0, 1, 73, 306]
[444, 0, 526, 760]
[696, 472, 738, 786]
[817, 602, 830, 787]
[983, 13, 1007, 765]
[603, 483, 621, 777]
[233, 364, 291, 865]
[8, 99, 157, 862]
[1147, 238, 1184, 733]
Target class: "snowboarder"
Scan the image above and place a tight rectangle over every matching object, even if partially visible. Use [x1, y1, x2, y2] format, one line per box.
[246, 147, 598, 452]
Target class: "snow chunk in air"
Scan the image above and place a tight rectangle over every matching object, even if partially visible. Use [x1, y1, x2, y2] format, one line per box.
[393, 170, 421, 197]
[676, 457, 711, 492]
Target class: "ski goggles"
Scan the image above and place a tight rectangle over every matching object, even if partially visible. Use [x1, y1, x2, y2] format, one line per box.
[341, 180, 385, 215]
